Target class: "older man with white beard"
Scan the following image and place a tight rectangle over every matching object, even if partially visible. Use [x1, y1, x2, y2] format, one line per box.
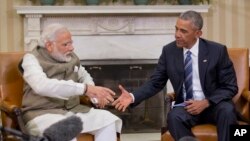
[20, 23, 122, 141]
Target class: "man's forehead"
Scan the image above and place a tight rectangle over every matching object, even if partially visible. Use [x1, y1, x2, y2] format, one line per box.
[175, 19, 196, 30]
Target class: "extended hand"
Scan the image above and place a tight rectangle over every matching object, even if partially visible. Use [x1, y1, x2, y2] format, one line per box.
[112, 85, 133, 112]
[85, 85, 116, 108]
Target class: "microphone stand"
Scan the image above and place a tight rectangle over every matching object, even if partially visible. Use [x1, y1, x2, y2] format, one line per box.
[0, 125, 48, 141]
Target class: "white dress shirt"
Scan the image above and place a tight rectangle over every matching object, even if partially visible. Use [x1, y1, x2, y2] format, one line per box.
[183, 39, 205, 101]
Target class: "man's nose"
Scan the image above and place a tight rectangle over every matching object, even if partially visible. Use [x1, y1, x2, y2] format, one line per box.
[68, 45, 74, 51]
[175, 30, 181, 38]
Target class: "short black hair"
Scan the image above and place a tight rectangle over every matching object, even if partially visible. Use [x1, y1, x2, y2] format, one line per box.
[179, 10, 203, 30]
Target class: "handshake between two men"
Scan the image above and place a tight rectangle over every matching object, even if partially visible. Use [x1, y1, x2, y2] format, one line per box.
[85, 84, 132, 111]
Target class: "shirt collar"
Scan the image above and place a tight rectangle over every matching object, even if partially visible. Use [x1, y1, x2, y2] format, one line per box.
[183, 38, 199, 57]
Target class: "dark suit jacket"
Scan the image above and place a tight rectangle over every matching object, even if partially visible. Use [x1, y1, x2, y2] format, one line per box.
[131, 38, 238, 107]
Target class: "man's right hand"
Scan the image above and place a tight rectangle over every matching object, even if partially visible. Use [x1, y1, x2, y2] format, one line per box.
[85, 85, 115, 108]
[112, 85, 133, 112]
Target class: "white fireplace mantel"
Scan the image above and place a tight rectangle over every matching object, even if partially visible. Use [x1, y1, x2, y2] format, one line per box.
[16, 5, 210, 60]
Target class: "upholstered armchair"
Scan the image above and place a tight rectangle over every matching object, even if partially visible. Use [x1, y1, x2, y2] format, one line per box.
[161, 48, 250, 141]
[0, 52, 108, 141]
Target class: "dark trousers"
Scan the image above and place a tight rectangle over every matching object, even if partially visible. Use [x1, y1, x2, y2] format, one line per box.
[167, 101, 238, 141]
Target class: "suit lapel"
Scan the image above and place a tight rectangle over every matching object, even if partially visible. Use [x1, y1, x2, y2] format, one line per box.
[198, 39, 209, 90]
[173, 47, 185, 92]
[174, 47, 184, 74]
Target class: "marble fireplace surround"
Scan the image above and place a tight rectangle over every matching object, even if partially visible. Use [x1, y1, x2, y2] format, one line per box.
[15, 5, 209, 132]
[15, 5, 209, 65]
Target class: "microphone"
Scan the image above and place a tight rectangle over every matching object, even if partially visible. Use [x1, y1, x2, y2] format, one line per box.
[43, 115, 83, 141]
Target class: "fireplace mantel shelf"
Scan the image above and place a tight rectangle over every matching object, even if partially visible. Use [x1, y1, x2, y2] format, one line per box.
[15, 5, 210, 15]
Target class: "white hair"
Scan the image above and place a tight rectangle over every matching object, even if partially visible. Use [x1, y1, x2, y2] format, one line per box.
[38, 23, 69, 47]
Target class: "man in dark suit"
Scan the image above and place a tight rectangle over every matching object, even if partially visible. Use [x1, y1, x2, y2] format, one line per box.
[112, 10, 238, 141]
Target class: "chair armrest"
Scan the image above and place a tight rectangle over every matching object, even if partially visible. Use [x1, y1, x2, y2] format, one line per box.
[164, 92, 176, 115]
[0, 101, 19, 116]
[242, 91, 250, 102]
[164, 92, 176, 113]
[0, 101, 28, 134]
[165, 92, 176, 102]
[165, 92, 175, 110]
[162, 92, 176, 132]
[240, 91, 250, 122]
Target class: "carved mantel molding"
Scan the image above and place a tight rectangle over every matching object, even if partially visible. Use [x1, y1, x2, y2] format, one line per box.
[16, 5, 210, 59]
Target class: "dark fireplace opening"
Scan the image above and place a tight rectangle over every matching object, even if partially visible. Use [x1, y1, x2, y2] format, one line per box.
[83, 62, 166, 133]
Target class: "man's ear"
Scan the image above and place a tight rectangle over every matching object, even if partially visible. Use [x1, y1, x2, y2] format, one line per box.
[45, 41, 53, 52]
[196, 30, 202, 38]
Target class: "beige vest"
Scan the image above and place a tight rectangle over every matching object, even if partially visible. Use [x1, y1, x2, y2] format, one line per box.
[21, 47, 90, 123]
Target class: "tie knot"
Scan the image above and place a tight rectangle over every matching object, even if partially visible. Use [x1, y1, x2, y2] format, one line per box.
[186, 51, 192, 56]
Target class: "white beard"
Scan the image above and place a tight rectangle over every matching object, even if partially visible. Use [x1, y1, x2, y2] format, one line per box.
[50, 47, 72, 62]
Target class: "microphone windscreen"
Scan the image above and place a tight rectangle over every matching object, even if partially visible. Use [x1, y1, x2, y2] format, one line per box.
[43, 116, 83, 141]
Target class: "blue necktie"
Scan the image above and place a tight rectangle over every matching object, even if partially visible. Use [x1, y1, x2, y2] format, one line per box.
[184, 51, 193, 100]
